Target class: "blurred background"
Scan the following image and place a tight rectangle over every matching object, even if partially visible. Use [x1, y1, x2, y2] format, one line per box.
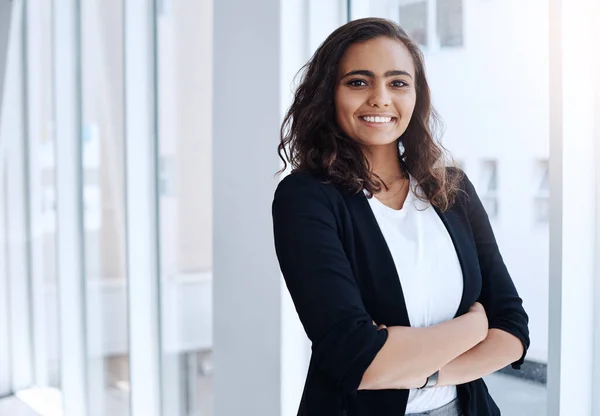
[0, 0, 598, 415]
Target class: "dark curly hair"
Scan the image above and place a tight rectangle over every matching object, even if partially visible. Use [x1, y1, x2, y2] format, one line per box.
[277, 17, 463, 211]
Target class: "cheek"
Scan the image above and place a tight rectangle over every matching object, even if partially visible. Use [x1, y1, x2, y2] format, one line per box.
[397, 95, 417, 121]
[335, 108, 353, 138]
[334, 92, 357, 125]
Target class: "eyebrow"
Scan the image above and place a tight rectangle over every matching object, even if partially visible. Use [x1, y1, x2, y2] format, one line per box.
[341, 69, 413, 80]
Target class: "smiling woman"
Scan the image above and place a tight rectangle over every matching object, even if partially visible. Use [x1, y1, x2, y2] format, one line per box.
[335, 38, 416, 148]
[273, 17, 529, 416]
[278, 18, 462, 211]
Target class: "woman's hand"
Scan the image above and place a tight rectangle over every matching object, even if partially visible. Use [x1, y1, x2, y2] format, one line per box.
[468, 302, 489, 342]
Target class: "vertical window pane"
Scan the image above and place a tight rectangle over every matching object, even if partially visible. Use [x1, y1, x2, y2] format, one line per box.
[482, 160, 498, 192]
[399, 1, 428, 47]
[534, 160, 549, 223]
[481, 160, 499, 219]
[437, 0, 463, 47]
[537, 160, 549, 192]
[156, 1, 213, 414]
[34, 0, 61, 389]
[80, 0, 130, 414]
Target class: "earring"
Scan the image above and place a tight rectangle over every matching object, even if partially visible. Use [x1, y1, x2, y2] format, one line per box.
[398, 140, 405, 155]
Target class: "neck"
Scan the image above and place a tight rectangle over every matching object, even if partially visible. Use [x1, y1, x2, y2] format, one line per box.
[363, 142, 405, 184]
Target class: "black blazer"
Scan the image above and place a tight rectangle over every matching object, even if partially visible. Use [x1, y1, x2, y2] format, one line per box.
[272, 169, 530, 416]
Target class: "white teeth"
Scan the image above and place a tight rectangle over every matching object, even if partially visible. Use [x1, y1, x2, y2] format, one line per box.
[361, 116, 393, 123]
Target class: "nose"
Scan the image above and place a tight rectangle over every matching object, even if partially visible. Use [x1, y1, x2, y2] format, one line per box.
[367, 83, 391, 107]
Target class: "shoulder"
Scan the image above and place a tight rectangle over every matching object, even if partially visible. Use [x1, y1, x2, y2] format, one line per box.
[444, 166, 466, 186]
[272, 171, 347, 228]
[443, 166, 479, 211]
[274, 170, 342, 202]
[275, 170, 326, 190]
[273, 171, 344, 218]
[444, 166, 477, 192]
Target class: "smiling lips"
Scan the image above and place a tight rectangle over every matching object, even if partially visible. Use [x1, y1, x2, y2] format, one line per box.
[359, 115, 397, 125]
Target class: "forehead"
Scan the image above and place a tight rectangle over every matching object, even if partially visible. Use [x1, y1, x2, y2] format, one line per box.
[338, 36, 415, 77]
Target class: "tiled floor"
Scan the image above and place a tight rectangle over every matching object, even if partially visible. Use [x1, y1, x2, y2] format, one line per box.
[485, 372, 547, 415]
[0, 396, 39, 416]
[0, 371, 547, 416]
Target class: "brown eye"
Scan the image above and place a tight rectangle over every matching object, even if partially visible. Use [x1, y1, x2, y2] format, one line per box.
[347, 79, 367, 87]
[391, 80, 409, 88]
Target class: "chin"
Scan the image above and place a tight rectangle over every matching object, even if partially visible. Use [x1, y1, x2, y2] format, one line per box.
[359, 137, 400, 147]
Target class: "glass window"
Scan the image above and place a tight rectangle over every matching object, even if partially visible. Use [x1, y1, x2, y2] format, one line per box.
[534, 160, 549, 223]
[399, 1, 428, 47]
[29, 0, 61, 389]
[80, 1, 130, 414]
[481, 160, 499, 219]
[437, 0, 463, 47]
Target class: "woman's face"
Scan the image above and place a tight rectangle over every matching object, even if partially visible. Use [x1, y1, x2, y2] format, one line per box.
[334, 36, 417, 148]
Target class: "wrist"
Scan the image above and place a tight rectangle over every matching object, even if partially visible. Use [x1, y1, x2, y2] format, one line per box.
[436, 360, 458, 387]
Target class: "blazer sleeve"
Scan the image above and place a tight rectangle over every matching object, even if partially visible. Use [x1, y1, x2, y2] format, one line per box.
[272, 173, 388, 395]
[463, 173, 530, 369]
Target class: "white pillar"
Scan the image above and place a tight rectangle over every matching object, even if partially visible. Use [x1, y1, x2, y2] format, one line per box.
[213, 2, 349, 415]
[309, 0, 346, 52]
[592, 2, 600, 414]
[548, 0, 599, 414]
[54, 0, 88, 413]
[124, 0, 162, 415]
[0, 0, 15, 397]
[0, 0, 12, 115]
[212, 1, 283, 415]
[2, 0, 34, 392]
[24, 0, 50, 388]
[279, 2, 311, 415]
[349, 0, 371, 21]
[0, 158, 9, 397]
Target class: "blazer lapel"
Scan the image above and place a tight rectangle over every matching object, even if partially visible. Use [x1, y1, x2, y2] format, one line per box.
[343, 190, 411, 327]
[342, 187, 480, 327]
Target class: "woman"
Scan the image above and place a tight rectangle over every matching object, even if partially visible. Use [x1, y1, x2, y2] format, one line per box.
[272, 18, 529, 416]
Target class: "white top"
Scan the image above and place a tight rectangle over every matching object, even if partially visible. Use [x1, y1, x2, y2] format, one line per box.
[365, 177, 464, 413]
